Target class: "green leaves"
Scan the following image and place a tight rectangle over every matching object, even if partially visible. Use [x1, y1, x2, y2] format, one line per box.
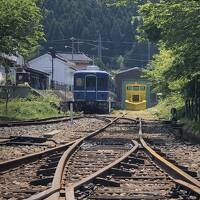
[134, 0, 200, 96]
[0, 0, 44, 58]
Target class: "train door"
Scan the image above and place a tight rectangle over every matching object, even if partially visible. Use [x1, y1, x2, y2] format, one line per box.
[85, 75, 97, 100]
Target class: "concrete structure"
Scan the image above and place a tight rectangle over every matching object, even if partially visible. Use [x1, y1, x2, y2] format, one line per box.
[115, 67, 156, 109]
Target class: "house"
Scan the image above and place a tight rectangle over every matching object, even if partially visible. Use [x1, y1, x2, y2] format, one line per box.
[28, 53, 77, 89]
[57, 53, 93, 70]
[16, 65, 50, 90]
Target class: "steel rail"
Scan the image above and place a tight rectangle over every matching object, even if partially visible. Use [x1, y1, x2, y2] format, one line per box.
[25, 115, 124, 200]
[139, 118, 200, 194]
[65, 140, 139, 200]
[0, 140, 75, 172]
[0, 116, 83, 127]
[0, 115, 112, 172]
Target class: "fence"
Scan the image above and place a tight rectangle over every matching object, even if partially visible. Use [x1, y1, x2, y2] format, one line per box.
[185, 98, 200, 122]
[51, 81, 72, 91]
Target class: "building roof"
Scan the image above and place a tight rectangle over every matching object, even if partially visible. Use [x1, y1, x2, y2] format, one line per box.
[58, 53, 93, 63]
[115, 67, 147, 80]
[24, 66, 50, 76]
[117, 67, 141, 75]
[75, 70, 109, 75]
[29, 53, 77, 71]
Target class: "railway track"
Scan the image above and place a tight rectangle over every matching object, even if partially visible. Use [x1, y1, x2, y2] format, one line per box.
[0, 115, 83, 127]
[22, 117, 199, 200]
[0, 116, 200, 200]
[0, 116, 111, 162]
[0, 115, 117, 199]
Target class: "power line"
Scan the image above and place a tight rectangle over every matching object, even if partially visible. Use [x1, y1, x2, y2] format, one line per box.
[49, 37, 138, 45]
[88, 54, 147, 62]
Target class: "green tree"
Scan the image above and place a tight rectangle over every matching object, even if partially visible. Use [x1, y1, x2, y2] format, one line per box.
[0, 0, 44, 114]
[109, 0, 200, 97]
[0, 0, 44, 58]
[42, 0, 150, 68]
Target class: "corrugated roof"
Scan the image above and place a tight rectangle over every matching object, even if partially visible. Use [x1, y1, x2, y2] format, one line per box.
[58, 53, 92, 62]
[74, 70, 109, 74]
[117, 67, 141, 75]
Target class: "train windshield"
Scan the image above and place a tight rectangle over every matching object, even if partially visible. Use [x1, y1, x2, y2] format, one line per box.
[86, 75, 96, 90]
[132, 95, 140, 102]
[75, 77, 84, 90]
[97, 77, 108, 91]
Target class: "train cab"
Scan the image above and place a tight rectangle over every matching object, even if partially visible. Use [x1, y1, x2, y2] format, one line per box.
[125, 83, 147, 110]
[73, 68, 114, 113]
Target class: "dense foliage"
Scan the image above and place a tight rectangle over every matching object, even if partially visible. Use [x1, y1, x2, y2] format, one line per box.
[41, 0, 155, 68]
[0, 0, 44, 58]
[109, 0, 200, 98]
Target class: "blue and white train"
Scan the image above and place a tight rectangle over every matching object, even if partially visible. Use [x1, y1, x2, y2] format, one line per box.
[73, 66, 115, 113]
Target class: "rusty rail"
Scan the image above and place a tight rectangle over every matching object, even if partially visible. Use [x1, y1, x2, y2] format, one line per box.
[25, 115, 124, 200]
[24, 116, 200, 200]
[0, 141, 75, 172]
[65, 140, 139, 200]
[0, 116, 83, 127]
[139, 118, 200, 194]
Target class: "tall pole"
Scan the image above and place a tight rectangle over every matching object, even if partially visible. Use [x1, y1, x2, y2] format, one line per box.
[147, 40, 151, 63]
[49, 47, 56, 89]
[71, 37, 75, 60]
[98, 33, 102, 61]
[77, 39, 80, 53]
[93, 56, 95, 65]
[52, 56, 54, 82]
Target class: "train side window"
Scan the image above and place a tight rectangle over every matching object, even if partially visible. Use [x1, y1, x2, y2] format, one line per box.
[98, 77, 108, 91]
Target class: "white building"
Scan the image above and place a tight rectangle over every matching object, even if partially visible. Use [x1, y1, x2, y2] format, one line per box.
[28, 53, 77, 88]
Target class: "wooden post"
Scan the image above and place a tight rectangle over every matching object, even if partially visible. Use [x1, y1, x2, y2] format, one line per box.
[70, 101, 73, 124]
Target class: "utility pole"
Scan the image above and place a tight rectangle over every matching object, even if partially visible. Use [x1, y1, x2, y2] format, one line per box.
[98, 33, 102, 61]
[77, 39, 80, 53]
[93, 55, 95, 65]
[147, 40, 151, 63]
[48, 47, 56, 89]
[70, 37, 75, 60]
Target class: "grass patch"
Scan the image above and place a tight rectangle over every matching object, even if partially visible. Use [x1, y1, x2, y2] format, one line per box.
[149, 93, 185, 120]
[0, 94, 64, 121]
[181, 119, 200, 132]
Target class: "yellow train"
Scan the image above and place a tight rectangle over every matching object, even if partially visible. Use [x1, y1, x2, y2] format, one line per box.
[125, 83, 146, 110]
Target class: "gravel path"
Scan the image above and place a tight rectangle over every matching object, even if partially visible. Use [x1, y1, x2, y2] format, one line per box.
[143, 123, 200, 179]
[0, 117, 107, 162]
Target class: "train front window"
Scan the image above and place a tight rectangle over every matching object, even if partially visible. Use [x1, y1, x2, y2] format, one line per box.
[127, 86, 140, 90]
[132, 95, 139, 102]
[97, 77, 108, 91]
[140, 86, 146, 90]
[132, 86, 139, 90]
[86, 75, 96, 90]
[75, 77, 84, 89]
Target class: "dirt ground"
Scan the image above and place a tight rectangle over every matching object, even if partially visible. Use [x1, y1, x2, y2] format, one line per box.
[112, 109, 157, 120]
